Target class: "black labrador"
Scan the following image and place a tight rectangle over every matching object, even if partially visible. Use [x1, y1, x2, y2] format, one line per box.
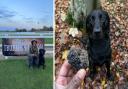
[38, 49, 46, 69]
[84, 10, 113, 80]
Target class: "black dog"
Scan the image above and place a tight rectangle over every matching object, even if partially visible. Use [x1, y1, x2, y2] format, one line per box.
[85, 10, 113, 80]
[38, 49, 46, 69]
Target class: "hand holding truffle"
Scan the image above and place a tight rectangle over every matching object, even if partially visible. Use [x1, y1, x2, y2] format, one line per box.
[56, 60, 88, 89]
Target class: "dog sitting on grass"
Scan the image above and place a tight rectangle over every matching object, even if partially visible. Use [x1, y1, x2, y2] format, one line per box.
[38, 49, 46, 69]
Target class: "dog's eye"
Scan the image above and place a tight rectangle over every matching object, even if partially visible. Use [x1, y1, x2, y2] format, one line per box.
[99, 14, 102, 19]
[91, 16, 95, 20]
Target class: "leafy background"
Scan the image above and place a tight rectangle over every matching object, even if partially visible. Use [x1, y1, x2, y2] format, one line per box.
[55, 0, 128, 88]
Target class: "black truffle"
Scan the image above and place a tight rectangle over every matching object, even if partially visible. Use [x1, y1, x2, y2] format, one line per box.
[67, 46, 89, 70]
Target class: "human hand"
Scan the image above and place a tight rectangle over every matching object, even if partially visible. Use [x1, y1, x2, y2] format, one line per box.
[56, 60, 88, 89]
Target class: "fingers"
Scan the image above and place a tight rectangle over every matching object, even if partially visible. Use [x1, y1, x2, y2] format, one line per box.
[56, 60, 88, 89]
[59, 60, 72, 77]
[66, 69, 87, 89]
[55, 83, 66, 89]
[56, 60, 72, 85]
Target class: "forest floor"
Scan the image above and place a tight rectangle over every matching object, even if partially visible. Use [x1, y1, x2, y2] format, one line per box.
[55, 0, 128, 88]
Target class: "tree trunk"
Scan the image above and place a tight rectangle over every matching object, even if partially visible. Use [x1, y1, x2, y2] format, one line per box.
[69, 0, 101, 22]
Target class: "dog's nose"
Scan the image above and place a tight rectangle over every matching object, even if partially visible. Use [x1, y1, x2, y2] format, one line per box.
[94, 28, 101, 33]
[95, 26, 100, 31]
[94, 28, 101, 36]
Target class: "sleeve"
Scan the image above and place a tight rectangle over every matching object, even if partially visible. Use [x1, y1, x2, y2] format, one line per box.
[29, 45, 32, 54]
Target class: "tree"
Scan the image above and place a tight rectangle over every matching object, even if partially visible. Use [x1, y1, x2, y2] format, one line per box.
[31, 28, 37, 32]
[15, 28, 27, 32]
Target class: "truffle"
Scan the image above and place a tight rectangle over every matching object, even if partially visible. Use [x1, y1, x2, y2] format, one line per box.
[67, 46, 89, 70]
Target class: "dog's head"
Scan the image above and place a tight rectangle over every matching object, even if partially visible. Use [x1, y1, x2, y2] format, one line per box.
[86, 10, 110, 40]
[39, 49, 45, 55]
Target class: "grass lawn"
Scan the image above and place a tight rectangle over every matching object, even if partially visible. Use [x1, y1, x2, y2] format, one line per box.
[45, 38, 53, 44]
[0, 58, 53, 89]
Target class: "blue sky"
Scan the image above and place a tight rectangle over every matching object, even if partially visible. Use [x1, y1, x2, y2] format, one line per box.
[0, 0, 53, 30]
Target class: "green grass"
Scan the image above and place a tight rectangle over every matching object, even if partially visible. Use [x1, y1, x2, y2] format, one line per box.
[0, 58, 53, 89]
[45, 38, 53, 44]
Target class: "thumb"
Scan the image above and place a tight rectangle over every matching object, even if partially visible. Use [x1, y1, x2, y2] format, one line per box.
[66, 69, 87, 89]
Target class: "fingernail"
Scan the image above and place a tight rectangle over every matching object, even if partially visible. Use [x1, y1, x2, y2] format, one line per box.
[77, 69, 86, 79]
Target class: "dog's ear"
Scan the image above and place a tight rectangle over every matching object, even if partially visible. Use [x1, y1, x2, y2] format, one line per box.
[86, 14, 92, 34]
[103, 11, 110, 32]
